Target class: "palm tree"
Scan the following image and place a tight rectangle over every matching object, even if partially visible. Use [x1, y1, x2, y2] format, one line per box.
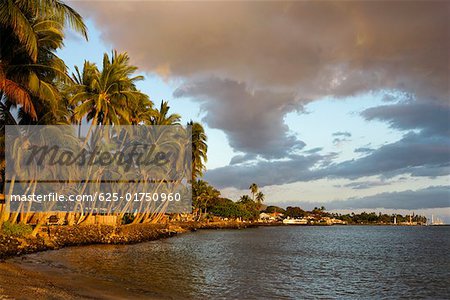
[239, 195, 252, 204]
[0, 0, 87, 121]
[70, 51, 149, 126]
[149, 100, 181, 125]
[255, 191, 265, 208]
[192, 180, 219, 220]
[1, 0, 87, 200]
[189, 121, 207, 182]
[249, 183, 258, 201]
[0, 0, 87, 62]
[128, 94, 154, 125]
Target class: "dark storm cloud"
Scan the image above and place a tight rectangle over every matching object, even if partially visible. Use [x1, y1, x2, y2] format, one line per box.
[362, 101, 450, 137]
[73, 1, 450, 195]
[327, 132, 450, 179]
[73, 1, 449, 157]
[326, 186, 450, 210]
[74, 1, 449, 103]
[229, 154, 257, 165]
[206, 132, 449, 189]
[276, 186, 450, 210]
[205, 154, 323, 189]
[174, 78, 305, 158]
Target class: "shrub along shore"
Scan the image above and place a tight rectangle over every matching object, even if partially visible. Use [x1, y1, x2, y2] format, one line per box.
[0, 221, 257, 260]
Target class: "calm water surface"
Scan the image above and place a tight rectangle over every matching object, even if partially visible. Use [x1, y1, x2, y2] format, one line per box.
[16, 226, 450, 299]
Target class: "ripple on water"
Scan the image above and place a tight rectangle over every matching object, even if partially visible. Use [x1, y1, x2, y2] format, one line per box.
[15, 226, 450, 299]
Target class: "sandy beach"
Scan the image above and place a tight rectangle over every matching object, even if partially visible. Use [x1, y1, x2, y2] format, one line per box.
[0, 258, 158, 300]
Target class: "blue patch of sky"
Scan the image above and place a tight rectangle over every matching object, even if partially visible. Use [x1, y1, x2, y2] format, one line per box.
[285, 93, 405, 163]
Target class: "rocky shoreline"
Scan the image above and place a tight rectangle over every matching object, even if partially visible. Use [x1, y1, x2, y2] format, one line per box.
[0, 221, 257, 260]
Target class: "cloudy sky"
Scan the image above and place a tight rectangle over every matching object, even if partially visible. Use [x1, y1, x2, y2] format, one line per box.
[63, 1, 449, 220]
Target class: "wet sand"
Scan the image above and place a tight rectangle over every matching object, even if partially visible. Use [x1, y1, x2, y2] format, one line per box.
[0, 259, 159, 300]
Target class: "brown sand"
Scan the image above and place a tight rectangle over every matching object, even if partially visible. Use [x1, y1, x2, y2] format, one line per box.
[0, 260, 159, 300]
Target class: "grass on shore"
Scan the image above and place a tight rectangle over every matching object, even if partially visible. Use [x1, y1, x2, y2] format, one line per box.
[0, 221, 33, 237]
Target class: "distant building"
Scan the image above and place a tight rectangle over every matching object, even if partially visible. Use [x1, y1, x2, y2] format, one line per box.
[259, 212, 284, 222]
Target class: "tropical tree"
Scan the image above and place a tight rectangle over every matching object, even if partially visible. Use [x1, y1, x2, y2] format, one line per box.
[128, 94, 154, 124]
[149, 100, 181, 125]
[70, 51, 150, 126]
[189, 121, 207, 181]
[192, 180, 220, 220]
[255, 191, 265, 208]
[1, 0, 87, 198]
[239, 195, 252, 204]
[0, 0, 87, 62]
[249, 183, 258, 201]
[237, 195, 259, 220]
[0, 0, 88, 121]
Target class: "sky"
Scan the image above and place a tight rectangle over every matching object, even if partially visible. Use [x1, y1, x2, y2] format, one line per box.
[62, 1, 449, 221]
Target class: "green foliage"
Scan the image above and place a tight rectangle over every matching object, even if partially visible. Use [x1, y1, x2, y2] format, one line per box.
[249, 183, 258, 200]
[200, 192, 260, 221]
[150, 101, 181, 125]
[192, 180, 220, 215]
[209, 198, 242, 218]
[255, 191, 265, 206]
[285, 206, 307, 218]
[335, 212, 427, 224]
[264, 206, 286, 214]
[237, 195, 260, 220]
[189, 121, 208, 181]
[69, 51, 150, 126]
[0, 221, 33, 237]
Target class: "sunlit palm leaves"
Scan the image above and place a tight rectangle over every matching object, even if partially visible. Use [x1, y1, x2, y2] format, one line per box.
[150, 100, 181, 125]
[70, 51, 150, 126]
[0, 0, 87, 121]
[189, 121, 207, 181]
[0, 0, 87, 62]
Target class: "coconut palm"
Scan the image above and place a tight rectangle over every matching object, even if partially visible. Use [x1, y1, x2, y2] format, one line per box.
[70, 51, 149, 126]
[1, 19, 71, 122]
[239, 195, 252, 204]
[189, 121, 207, 182]
[0, 0, 87, 62]
[128, 94, 154, 125]
[249, 183, 258, 201]
[149, 100, 181, 125]
[1, 1, 87, 197]
[255, 191, 265, 207]
[0, 0, 87, 120]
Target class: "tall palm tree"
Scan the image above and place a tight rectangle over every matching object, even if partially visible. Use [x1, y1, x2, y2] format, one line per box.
[249, 183, 258, 201]
[189, 121, 207, 182]
[0, 0, 87, 62]
[0, 0, 87, 120]
[255, 191, 265, 208]
[149, 100, 181, 125]
[70, 51, 149, 126]
[239, 195, 252, 204]
[1, 0, 87, 198]
[128, 94, 153, 125]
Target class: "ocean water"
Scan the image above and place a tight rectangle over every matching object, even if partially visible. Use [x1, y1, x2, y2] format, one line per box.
[16, 226, 450, 299]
